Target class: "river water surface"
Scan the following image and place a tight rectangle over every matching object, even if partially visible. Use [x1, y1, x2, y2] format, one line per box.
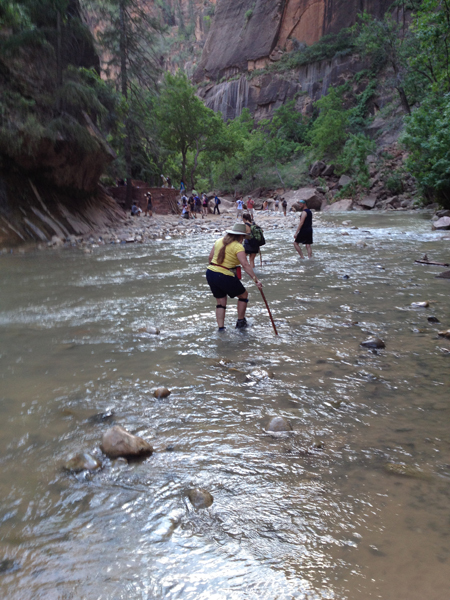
[0, 212, 449, 600]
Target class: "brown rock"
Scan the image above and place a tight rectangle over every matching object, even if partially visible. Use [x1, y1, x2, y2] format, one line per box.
[101, 425, 153, 459]
[154, 387, 171, 399]
[187, 488, 214, 509]
[436, 270, 450, 279]
[438, 330, 450, 339]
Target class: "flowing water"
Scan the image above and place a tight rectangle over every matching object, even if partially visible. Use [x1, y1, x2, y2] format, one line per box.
[0, 212, 449, 600]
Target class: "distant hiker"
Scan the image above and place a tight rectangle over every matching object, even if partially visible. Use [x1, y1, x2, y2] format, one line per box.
[294, 199, 313, 259]
[180, 180, 185, 193]
[213, 194, 221, 215]
[282, 198, 287, 216]
[236, 197, 244, 219]
[194, 195, 202, 215]
[167, 176, 172, 188]
[161, 174, 168, 188]
[206, 223, 263, 331]
[263, 200, 269, 211]
[144, 192, 153, 217]
[188, 195, 195, 216]
[131, 201, 142, 217]
[242, 212, 265, 269]
[202, 194, 209, 217]
[247, 196, 254, 218]
[181, 195, 188, 207]
[182, 205, 190, 219]
[274, 197, 279, 211]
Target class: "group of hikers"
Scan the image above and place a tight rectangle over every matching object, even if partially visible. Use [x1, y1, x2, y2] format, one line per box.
[206, 199, 313, 330]
[181, 192, 221, 218]
[235, 196, 288, 218]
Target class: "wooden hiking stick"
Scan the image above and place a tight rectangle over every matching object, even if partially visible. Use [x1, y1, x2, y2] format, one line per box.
[259, 288, 278, 335]
[259, 248, 262, 267]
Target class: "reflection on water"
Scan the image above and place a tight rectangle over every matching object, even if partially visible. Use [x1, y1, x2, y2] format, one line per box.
[0, 212, 449, 599]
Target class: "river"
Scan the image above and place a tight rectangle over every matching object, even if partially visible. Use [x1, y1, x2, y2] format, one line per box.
[0, 211, 449, 600]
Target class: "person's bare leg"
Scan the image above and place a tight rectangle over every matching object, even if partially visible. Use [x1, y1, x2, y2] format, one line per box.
[249, 254, 255, 269]
[306, 244, 312, 258]
[237, 290, 249, 319]
[215, 296, 227, 328]
[294, 242, 305, 258]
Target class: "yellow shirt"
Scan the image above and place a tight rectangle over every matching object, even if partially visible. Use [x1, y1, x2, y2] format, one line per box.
[208, 238, 245, 277]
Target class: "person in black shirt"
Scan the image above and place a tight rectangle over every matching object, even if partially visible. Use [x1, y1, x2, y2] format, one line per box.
[294, 199, 313, 258]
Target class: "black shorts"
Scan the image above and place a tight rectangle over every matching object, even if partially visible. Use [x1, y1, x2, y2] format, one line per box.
[206, 269, 246, 298]
[295, 229, 313, 245]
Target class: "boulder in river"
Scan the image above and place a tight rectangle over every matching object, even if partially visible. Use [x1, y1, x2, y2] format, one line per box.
[101, 425, 153, 459]
[137, 326, 160, 335]
[323, 199, 353, 212]
[64, 452, 101, 473]
[432, 216, 450, 230]
[427, 316, 440, 324]
[247, 368, 274, 381]
[436, 270, 450, 279]
[154, 387, 171, 399]
[360, 337, 386, 349]
[187, 488, 214, 509]
[438, 330, 450, 339]
[411, 301, 429, 308]
[265, 416, 292, 433]
[383, 463, 430, 480]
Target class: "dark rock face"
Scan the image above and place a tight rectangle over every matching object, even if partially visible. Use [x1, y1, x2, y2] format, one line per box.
[195, 0, 395, 83]
[194, 0, 396, 121]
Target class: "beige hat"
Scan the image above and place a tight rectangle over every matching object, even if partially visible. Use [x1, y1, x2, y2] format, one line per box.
[225, 223, 249, 236]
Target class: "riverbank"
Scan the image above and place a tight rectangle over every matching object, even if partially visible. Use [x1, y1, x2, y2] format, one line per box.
[2, 203, 449, 255]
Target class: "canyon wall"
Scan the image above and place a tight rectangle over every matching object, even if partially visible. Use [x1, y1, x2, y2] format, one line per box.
[191, 0, 395, 120]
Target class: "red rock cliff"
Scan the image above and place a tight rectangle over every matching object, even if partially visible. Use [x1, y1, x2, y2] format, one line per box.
[194, 0, 394, 82]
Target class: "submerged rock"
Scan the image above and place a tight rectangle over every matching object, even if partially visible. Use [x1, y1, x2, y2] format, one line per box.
[383, 463, 430, 480]
[265, 416, 292, 433]
[360, 337, 386, 349]
[436, 270, 450, 279]
[438, 330, 450, 339]
[137, 326, 160, 335]
[427, 316, 440, 324]
[0, 558, 20, 574]
[411, 301, 429, 308]
[64, 452, 101, 473]
[87, 410, 114, 424]
[187, 488, 214, 509]
[154, 387, 171, 399]
[247, 368, 274, 381]
[101, 425, 153, 459]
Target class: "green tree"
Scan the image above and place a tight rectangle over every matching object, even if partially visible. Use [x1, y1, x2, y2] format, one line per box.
[307, 86, 349, 159]
[156, 71, 231, 188]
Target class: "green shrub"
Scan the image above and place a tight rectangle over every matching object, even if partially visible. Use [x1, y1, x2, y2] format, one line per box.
[245, 9, 253, 22]
[402, 93, 450, 208]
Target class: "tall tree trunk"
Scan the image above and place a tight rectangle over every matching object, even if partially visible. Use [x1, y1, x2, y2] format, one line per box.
[181, 149, 187, 189]
[397, 86, 411, 115]
[56, 10, 63, 89]
[190, 141, 201, 191]
[119, 0, 133, 208]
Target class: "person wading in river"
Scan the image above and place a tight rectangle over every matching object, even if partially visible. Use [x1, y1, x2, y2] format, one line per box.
[206, 223, 263, 330]
[242, 212, 264, 269]
[293, 199, 313, 258]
